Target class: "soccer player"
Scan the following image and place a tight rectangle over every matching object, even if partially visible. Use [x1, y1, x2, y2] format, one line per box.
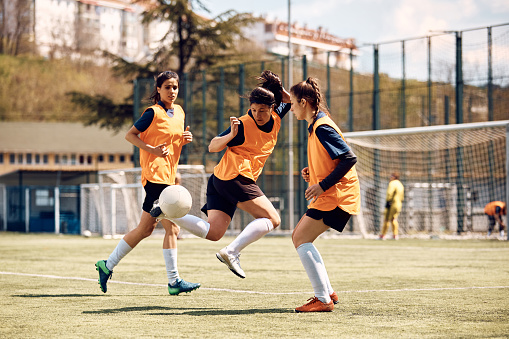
[289, 77, 360, 312]
[95, 71, 200, 295]
[484, 201, 506, 237]
[152, 70, 291, 279]
[379, 172, 405, 240]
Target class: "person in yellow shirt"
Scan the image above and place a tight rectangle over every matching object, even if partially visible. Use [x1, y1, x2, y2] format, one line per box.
[379, 172, 405, 240]
[484, 201, 506, 237]
[95, 71, 200, 296]
[290, 77, 361, 312]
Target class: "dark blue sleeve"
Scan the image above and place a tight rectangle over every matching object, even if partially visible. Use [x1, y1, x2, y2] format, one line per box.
[315, 125, 351, 159]
[134, 108, 155, 132]
[218, 121, 245, 147]
[275, 103, 291, 119]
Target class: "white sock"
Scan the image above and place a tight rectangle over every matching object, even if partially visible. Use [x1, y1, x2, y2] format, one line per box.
[163, 248, 179, 285]
[312, 246, 334, 295]
[106, 239, 132, 271]
[227, 218, 274, 254]
[171, 214, 210, 238]
[296, 242, 331, 304]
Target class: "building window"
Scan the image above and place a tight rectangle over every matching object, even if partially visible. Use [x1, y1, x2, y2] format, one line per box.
[119, 155, 125, 163]
[98, 154, 104, 162]
[0, 153, 3, 164]
[71, 154, 77, 165]
[79, 155, 85, 164]
[27, 153, 32, 164]
[18, 154, 23, 164]
[87, 155, 92, 164]
[10, 154, 15, 164]
[62, 155, 68, 164]
[43, 154, 49, 164]
[35, 154, 40, 164]
[55, 154, 60, 164]
[109, 155, 115, 163]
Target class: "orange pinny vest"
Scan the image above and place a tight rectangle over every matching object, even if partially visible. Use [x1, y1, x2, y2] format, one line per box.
[139, 104, 185, 186]
[307, 115, 361, 214]
[213, 111, 281, 182]
[484, 201, 506, 216]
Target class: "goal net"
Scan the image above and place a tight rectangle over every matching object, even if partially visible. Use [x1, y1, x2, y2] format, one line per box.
[80, 165, 208, 238]
[344, 121, 508, 236]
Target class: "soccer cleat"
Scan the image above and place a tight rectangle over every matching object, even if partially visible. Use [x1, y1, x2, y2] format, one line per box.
[295, 297, 334, 313]
[149, 200, 164, 219]
[168, 278, 201, 295]
[95, 260, 113, 293]
[330, 291, 339, 304]
[216, 247, 246, 279]
[393, 235, 399, 240]
[378, 235, 385, 240]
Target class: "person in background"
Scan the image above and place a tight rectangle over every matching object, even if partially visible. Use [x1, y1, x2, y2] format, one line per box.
[289, 77, 361, 312]
[379, 172, 404, 240]
[95, 71, 200, 296]
[484, 201, 506, 237]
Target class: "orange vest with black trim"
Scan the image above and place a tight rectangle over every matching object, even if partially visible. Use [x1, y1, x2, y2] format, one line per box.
[484, 201, 506, 216]
[307, 115, 361, 214]
[139, 104, 185, 186]
[213, 111, 281, 182]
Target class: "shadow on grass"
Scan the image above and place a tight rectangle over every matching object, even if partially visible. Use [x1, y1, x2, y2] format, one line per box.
[83, 306, 293, 315]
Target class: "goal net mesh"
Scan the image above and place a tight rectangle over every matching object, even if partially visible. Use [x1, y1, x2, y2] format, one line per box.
[80, 165, 207, 237]
[344, 121, 508, 236]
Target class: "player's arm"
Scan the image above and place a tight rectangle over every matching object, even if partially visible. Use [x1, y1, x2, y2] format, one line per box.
[209, 117, 241, 152]
[125, 109, 168, 157]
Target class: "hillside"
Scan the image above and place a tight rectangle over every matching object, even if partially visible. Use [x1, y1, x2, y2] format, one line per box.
[0, 55, 131, 122]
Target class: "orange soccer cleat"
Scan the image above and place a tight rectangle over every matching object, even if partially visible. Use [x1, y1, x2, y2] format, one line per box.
[330, 291, 339, 304]
[295, 297, 334, 313]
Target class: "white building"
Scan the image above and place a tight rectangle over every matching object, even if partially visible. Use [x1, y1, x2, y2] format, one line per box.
[27, 0, 169, 62]
[245, 18, 359, 69]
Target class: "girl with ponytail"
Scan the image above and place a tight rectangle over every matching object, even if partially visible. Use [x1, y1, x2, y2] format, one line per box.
[290, 77, 361, 312]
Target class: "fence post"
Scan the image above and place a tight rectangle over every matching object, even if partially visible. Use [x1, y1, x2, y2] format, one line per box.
[428, 36, 432, 125]
[54, 186, 60, 234]
[400, 41, 406, 128]
[373, 45, 380, 130]
[298, 55, 308, 217]
[217, 67, 225, 162]
[202, 70, 207, 166]
[349, 49, 354, 132]
[455, 31, 464, 233]
[487, 27, 493, 121]
[239, 64, 245, 116]
[326, 51, 331, 108]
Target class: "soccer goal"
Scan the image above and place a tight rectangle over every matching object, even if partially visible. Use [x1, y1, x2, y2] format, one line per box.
[344, 120, 509, 236]
[80, 165, 208, 238]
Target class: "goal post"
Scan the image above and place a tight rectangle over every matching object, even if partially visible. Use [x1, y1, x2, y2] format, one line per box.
[344, 120, 509, 237]
[80, 165, 208, 238]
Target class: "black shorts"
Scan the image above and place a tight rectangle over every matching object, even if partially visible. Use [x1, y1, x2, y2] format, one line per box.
[142, 181, 169, 213]
[201, 174, 264, 219]
[306, 206, 351, 232]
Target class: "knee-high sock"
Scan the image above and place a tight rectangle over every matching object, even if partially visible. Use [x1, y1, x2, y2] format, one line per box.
[392, 220, 399, 236]
[171, 214, 210, 238]
[296, 242, 331, 304]
[226, 218, 274, 254]
[163, 248, 179, 285]
[106, 239, 132, 271]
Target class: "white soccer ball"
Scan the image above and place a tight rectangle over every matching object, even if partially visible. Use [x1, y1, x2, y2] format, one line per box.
[159, 185, 192, 219]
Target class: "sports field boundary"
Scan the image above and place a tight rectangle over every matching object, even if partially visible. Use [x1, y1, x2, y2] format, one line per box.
[2, 271, 508, 295]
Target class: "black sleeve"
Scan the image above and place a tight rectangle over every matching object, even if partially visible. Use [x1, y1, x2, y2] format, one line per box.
[133, 108, 155, 132]
[218, 121, 245, 147]
[318, 150, 357, 192]
[275, 103, 291, 119]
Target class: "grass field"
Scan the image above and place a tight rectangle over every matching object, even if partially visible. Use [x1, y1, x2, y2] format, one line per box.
[1, 232, 508, 338]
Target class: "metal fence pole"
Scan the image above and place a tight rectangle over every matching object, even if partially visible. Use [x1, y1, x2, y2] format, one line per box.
[202, 70, 207, 166]
[348, 49, 354, 132]
[487, 27, 493, 121]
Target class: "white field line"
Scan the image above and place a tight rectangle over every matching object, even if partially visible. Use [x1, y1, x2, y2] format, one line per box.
[1, 271, 509, 295]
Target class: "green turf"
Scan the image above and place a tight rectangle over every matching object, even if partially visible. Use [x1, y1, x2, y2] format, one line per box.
[1, 232, 508, 338]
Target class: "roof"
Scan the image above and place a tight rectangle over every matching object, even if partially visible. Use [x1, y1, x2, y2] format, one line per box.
[0, 122, 132, 154]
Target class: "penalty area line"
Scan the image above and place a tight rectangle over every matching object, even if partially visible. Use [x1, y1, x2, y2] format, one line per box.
[1, 271, 508, 295]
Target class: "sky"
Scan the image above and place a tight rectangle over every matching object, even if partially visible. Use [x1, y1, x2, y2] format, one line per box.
[196, 0, 509, 45]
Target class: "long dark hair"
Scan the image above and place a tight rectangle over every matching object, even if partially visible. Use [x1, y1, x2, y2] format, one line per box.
[246, 70, 283, 107]
[149, 71, 179, 104]
[290, 77, 329, 119]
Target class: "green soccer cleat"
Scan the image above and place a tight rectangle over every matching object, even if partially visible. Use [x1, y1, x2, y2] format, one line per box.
[95, 260, 113, 293]
[168, 278, 201, 295]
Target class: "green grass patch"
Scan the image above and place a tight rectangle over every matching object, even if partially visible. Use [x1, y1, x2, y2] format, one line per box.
[1, 233, 508, 338]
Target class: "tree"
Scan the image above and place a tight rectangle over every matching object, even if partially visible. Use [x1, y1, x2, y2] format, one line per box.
[69, 0, 256, 130]
[0, 0, 32, 55]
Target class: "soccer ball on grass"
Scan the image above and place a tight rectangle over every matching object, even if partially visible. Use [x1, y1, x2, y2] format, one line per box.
[159, 185, 192, 219]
